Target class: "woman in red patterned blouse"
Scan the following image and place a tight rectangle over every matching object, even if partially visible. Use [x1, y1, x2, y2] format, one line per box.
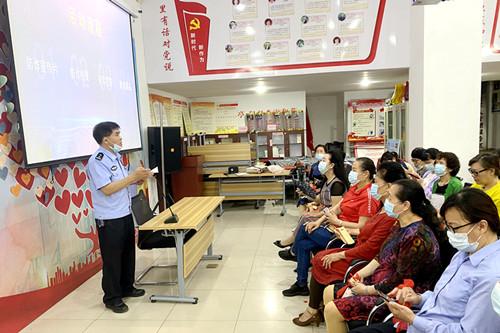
[292, 162, 408, 326]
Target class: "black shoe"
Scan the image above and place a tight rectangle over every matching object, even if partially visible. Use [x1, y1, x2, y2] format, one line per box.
[105, 302, 129, 313]
[123, 288, 146, 298]
[273, 240, 290, 249]
[282, 283, 309, 297]
[278, 249, 297, 262]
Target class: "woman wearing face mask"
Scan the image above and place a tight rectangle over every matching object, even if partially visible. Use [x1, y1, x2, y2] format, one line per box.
[279, 157, 379, 296]
[411, 148, 433, 178]
[432, 152, 463, 200]
[275, 148, 348, 249]
[350, 188, 500, 333]
[469, 153, 500, 216]
[291, 162, 407, 326]
[295, 144, 327, 213]
[322, 179, 441, 333]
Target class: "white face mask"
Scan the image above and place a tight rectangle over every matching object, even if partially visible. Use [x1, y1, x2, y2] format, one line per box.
[492, 282, 500, 316]
[447, 224, 482, 253]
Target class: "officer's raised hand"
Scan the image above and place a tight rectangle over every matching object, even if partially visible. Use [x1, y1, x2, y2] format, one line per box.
[131, 166, 153, 182]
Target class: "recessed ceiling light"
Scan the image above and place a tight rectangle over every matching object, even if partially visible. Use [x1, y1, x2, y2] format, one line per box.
[236, 4, 246, 11]
[245, 26, 255, 35]
[253, 82, 269, 94]
[360, 77, 372, 87]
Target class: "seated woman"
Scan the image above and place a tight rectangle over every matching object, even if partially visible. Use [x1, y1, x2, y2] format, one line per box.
[291, 162, 407, 326]
[432, 152, 463, 200]
[295, 144, 327, 213]
[274, 148, 348, 249]
[322, 179, 442, 333]
[469, 153, 500, 216]
[280, 157, 379, 296]
[350, 188, 500, 333]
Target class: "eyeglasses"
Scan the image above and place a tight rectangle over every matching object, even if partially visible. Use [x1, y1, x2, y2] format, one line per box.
[445, 221, 476, 233]
[468, 168, 488, 176]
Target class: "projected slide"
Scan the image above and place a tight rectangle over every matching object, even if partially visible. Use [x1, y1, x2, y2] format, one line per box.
[7, 0, 141, 166]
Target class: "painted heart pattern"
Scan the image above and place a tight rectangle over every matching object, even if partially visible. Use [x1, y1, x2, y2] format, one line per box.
[85, 189, 93, 208]
[73, 167, 86, 188]
[83, 208, 89, 217]
[67, 162, 76, 169]
[0, 111, 11, 134]
[36, 186, 56, 207]
[15, 168, 34, 190]
[0, 166, 7, 180]
[54, 190, 71, 215]
[37, 167, 50, 179]
[0, 133, 7, 146]
[54, 168, 68, 187]
[7, 145, 23, 164]
[71, 190, 84, 208]
[72, 212, 82, 225]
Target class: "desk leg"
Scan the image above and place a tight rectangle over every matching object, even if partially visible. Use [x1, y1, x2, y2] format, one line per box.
[149, 230, 198, 304]
[280, 176, 287, 216]
[202, 244, 223, 261]
[217, 178, 225, 217]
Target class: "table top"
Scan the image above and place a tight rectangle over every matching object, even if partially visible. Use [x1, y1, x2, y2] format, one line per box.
[209, 170, 290, 179]
[139, 196, 224, 231]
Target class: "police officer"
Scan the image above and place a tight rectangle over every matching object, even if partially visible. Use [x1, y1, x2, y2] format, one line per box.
[87, 121, 152, 313]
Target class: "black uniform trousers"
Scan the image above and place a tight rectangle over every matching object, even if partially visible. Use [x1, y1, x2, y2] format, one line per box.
[96, 214, 136, 306]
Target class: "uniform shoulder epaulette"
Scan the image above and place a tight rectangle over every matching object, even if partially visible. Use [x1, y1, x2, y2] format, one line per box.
[95, 152, 104, 161]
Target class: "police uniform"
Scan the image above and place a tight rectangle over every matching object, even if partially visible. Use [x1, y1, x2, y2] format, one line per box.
[87, 146, 136, 306]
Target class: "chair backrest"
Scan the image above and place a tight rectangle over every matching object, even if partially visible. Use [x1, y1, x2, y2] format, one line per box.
[131, 190, 155, 226]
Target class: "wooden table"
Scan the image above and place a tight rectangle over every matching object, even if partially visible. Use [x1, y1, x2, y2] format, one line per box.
[139, 196, 224, 304]
[209, 170, 290, 216]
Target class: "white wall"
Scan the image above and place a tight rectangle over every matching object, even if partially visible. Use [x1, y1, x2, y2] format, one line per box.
[306, 94, 344, 146]
[409, 0, 482, 182]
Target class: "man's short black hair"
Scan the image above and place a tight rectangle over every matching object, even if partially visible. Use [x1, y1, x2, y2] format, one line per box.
[93, 122, 120, 144]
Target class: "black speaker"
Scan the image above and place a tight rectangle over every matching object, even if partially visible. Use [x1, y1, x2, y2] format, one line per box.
[147, 127, 182, 173]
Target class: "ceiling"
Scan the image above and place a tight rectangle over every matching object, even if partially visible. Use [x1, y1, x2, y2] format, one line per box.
[149, 63, 500, 99]
[150, 68, 409, 98]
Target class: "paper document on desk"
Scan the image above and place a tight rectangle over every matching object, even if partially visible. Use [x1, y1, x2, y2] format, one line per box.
[235, 172, 249, 176]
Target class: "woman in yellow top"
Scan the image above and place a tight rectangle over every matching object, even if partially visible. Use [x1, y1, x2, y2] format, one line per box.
[468, 153, 500, 216]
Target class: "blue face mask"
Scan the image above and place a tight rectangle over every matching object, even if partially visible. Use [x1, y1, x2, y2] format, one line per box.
[384, 199, 399, 218]
[425, 163, 435, 173]
[434, 163, 447, 176]
[318, 161, 329, 174]
[370, 184, 381, 200]
[110, 144, 122, 154]
[348, 171, 359, 185]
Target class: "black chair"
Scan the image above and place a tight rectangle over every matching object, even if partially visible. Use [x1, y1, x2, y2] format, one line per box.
[131, 190, 196, 285]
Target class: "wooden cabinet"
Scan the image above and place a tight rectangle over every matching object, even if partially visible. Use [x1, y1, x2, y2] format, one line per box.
[171, 155, 204, 201]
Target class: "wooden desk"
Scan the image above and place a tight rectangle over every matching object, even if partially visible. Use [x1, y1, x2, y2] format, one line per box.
[209, 171, 290, 216]
[139, 196, 224, 304]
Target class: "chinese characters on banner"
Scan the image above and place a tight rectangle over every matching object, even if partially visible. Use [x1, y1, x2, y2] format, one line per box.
[160, 3, 174, 71]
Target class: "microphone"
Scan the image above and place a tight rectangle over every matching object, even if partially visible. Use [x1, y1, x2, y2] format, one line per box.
[163, 193, 179, 224]
[164, 213, 178, 224]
